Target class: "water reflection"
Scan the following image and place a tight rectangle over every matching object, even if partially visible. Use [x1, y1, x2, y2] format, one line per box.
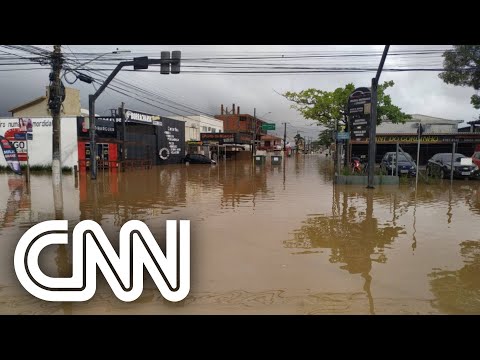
[2, 155, 480, 314]
[429, 240, 480, 314]
[1, 178, 30, 229]
[79, 167, 187, 224]
[285, 186, 406, 314]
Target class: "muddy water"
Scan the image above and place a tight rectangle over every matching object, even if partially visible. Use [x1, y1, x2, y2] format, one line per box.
[0, 155, 479, 314]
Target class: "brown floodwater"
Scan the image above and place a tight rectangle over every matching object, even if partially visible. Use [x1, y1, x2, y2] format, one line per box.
[1, 154, 480, 314]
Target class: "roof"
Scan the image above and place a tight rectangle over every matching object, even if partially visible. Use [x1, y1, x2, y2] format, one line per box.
[9, 96, 47, 113]
[409, 114, 463, 125]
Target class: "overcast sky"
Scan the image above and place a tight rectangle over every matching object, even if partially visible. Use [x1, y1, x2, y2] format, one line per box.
[0, 45, 478, 140]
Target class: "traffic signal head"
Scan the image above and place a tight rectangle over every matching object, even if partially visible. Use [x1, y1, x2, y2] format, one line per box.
[171, 51, 181, 74]
[160, 52, 170, 74]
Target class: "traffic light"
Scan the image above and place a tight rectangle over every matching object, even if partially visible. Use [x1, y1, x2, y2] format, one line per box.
[171, 51, 181, 74]
[133, 56, 149, 70]
[160, 52, 170, 74]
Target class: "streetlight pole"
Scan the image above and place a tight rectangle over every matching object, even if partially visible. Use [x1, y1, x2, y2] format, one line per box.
[367, 45, 390, 189]
[63, 49, 131, 82]
[88, 52, 181, 180]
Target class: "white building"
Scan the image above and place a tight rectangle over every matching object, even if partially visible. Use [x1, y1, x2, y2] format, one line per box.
[377, 114, 463, 134]
[169, 115, 223, 141]
[0, 117, 78, 168]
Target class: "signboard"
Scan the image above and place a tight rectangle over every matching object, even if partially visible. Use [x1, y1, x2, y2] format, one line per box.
[125, 109, 154, 124]
[261, 123, 276, 131]
[4, 128, 27, 162]
[350, 133, 480, 144]
[156, 117, 186, 164]
[235, 133, 253, 144]
[337, 132, 350, 140]
[19, 118, 33, 140]
[77, 116, 120, 139]
[348, 87, 372, 141]
[0, 135, 22, 175]
[348, 87, 372, 116]
[201, 133, 235, 144]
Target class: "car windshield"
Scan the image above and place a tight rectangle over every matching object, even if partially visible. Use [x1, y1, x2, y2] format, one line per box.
[441, 154, 465, 163]
[389, 154, 411, 162]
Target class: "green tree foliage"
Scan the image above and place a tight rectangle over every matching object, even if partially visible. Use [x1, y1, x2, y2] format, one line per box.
[317, 129, 334, 147]
[283, 81, 411, 131]
[439, 45, 480, 111]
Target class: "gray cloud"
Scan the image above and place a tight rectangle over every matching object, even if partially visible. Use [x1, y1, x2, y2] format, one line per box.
[1, 45, 478, 139]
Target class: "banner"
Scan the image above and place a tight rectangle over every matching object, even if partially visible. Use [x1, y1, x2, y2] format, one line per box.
[0, 135, 22, 175]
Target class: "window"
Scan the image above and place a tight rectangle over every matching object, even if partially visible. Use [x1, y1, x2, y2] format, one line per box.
[212, 128, 216, 133]
[208, 127, 211, 131]
[202, 126, 207, 131]
[239, 116, 247, 121]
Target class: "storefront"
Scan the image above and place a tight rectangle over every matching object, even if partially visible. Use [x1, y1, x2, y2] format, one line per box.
[77, 109, 185, 171]
[351, 133, 480, 165]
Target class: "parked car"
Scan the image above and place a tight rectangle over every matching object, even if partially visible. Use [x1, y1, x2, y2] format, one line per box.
[183, 153, 216, 165]
[380, 152, 417, 177]
[426, 153, 479, 179]
[472, 151, 480, 168]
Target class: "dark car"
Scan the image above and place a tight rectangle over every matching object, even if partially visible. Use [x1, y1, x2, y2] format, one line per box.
[183, 154, 216, 165]
[426, 153, 479, 179]
[380, 152, 417, 177]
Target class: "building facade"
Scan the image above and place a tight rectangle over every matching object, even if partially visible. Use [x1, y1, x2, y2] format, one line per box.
[214, 104, 267, 142]
[9, 86, 82, 117]
[169, 115, 224, 141]
[351, 114, 480, 165]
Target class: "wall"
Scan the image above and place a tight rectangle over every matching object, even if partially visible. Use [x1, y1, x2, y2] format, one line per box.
[0, 117, 78, 168]
[170, 115, 223, 141]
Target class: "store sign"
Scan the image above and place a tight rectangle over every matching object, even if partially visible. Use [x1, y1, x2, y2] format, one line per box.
[201, 133, 236, 145]
[351, 134, 480, 144]
[77, 116, 120, 138]
[125, 109, 154, 124]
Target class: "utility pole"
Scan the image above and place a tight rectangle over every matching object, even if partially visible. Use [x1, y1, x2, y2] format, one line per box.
[283, 122, 287, 152]
[253, 108, 257, 155]
[120, 102, 126, 171]
[49, 45, 64, 186]
[48, 45, 64, 220]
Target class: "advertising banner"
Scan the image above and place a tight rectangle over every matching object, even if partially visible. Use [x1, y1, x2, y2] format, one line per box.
[0, 135, 22, 175]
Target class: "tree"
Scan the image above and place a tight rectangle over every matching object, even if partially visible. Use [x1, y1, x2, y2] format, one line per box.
[439, 45, 480, 111]
[317, 129, 334, 147]
[283, 81, 411, 131]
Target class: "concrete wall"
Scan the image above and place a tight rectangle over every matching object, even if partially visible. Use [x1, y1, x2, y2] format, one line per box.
[0, 117, 78, 168]
[170, 115, 224, 141]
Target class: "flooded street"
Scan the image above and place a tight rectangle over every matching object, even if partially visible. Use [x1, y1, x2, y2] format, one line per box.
[1, 154, 480, 314]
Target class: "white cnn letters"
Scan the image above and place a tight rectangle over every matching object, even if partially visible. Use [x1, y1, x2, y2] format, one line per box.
[14, 220, 190, 302]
